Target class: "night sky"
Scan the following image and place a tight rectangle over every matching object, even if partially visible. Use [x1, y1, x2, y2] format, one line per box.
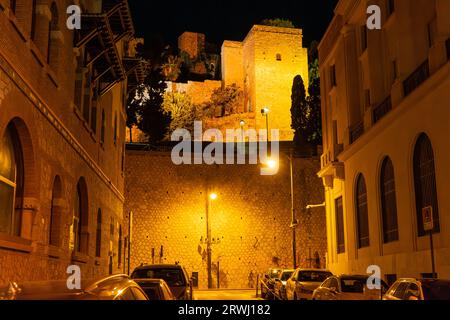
[129, 0, 339, 50]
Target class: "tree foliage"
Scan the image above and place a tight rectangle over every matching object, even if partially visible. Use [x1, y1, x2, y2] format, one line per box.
[201, 84, 243, 118]
[290, 75, 308, 145]
[126, 68, 171, 144]
[290, 39, 323, 146]
[290, 74, 322, 146]
[162, 92, 199, 136]
[161, 54, 182, 82]
[260, 18, 296, 28]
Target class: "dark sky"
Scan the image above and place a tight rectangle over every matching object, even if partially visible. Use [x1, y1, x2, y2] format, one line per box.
[129, 0, 339, 49]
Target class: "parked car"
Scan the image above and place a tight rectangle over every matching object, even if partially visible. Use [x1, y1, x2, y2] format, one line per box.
[383, 278, 450, 300]
[285, 269, 333, 300]
[131, 264, 193, 300]
[0, 274, 148, 300]
[260, 268, 282, 299]
[273, 269, 295, 300]
[134, 278, 175, 300]
[312, 275, 388, 300]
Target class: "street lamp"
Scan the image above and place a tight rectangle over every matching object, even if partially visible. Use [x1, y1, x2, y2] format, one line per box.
[263, 149, 298, 269]
[261, 107, 270, 149]
[206, 192, 217, 288]
[209, 193, 218, 200]
[239, 120, 246, 155]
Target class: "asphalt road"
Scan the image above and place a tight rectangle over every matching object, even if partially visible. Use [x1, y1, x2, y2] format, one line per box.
[194, 289, 263, 300]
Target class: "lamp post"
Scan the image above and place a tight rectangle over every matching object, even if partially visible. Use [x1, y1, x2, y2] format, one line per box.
[206, 192, 217, 289]
[261, 107, 270, 148]
[239, 120, 246, 154]
[266, 149, 298, 269]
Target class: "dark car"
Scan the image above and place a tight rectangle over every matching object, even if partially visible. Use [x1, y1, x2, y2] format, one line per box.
[313, 275, 388, 300]
[260, 268, 282, 299]
[383, 278, 450, 300]
[0, 274, 148, 300]
[134, 278, 175, 300]
[131, 264, 193, 300]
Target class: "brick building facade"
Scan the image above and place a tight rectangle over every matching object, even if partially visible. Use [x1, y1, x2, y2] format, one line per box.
[0, 0, 144, 284]
[124, 145, 327, 289]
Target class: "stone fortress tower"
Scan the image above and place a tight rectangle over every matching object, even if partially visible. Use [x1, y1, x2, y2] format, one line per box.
[154, 25, 309, 143]
[221, 25, 309, 141]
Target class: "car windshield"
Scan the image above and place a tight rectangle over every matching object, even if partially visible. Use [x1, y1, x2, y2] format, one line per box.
[281, 272, 294, 281]
[298, 271, 332, 282]
[132, 269, 185, 287]
[422, 281, 450, 300]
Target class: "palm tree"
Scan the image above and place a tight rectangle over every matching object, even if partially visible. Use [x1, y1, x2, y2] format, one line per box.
[161, 55, 182, 82]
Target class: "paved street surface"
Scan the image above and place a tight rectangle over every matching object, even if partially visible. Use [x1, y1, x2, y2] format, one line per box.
[195, 289, 263, 300]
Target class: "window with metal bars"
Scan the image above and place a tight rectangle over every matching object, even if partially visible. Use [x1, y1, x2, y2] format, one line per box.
[413, 134, 440, 236]
[355, 174, 370, 248]
[380, 157, 399, 243]
[335, 197, 345, 254]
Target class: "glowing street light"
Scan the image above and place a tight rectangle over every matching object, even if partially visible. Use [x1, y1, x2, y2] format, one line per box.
[209, 193, 218, 200]
[266, 159, 278, 170]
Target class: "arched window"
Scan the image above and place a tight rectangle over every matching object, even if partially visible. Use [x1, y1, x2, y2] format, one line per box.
[47, 2, 59, 64]
[73, 178, 89, 254]
[0, 123, 24, 236]
[355, 174, 370, 248]
[49, 175, 62, 246]
[95, 209, 102, 257]
[413, 134, 440, 236]
[380, 157, 399, 243]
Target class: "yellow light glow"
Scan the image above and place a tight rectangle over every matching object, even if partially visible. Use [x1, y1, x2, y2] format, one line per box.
[266, 159, 277, 169]
[209, 193, 218, 200]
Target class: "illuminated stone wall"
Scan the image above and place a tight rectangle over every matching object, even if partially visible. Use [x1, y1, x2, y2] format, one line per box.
[125, 148, 327, 289]
[245, 25, 309, 141]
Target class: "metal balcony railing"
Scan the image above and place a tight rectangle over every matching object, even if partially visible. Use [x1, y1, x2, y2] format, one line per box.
[403, 60, 430, 97]
[373, 96, 392, 124]
[350, 121, 364, 144]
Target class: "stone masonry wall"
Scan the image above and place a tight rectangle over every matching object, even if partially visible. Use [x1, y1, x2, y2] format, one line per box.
[125, 149, 327, 289]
